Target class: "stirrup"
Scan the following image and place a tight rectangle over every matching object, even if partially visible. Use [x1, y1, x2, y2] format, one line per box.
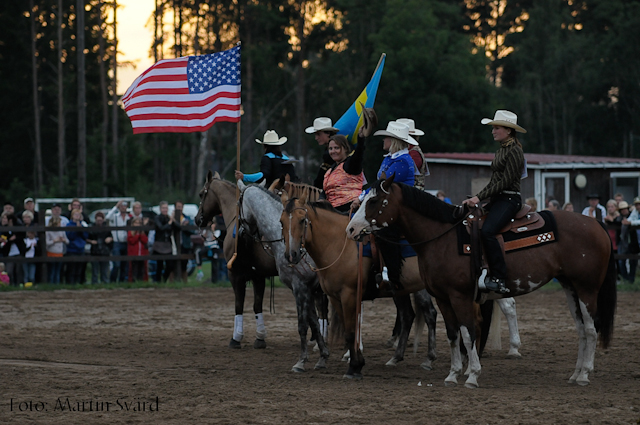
[483, 276, 510, 294]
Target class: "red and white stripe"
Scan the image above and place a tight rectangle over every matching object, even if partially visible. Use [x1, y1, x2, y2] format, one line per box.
[122, 57, 241, 134]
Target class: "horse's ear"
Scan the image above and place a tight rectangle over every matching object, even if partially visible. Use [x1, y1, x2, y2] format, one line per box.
[380, 171, 387, 180]
[212, 171, 221, 180]
[237, 180, 247, 191]
[300, 185, 310, 203]
[206, 170, 213, 183]
[382, 173, 395, 192]
[258, 180, 266, 188]
[280, 190, 290, 204]
[285, 174, 291, 182]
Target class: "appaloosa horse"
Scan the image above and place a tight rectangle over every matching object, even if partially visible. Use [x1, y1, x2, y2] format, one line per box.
[236, 181, 329, 371]
[347, 176, 617, 388]
[196, 171, 278, 350]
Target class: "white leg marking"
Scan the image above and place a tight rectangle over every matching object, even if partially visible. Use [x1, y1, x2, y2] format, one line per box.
[497, 298, 522, 358]
[563, 289, 586, 384]
[460, 326, 481, 388]
[445, 333, 462, 387]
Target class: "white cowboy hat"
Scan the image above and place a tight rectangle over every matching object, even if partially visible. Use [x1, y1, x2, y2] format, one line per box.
[255, 130, 287, 146]
[305, 117, 339, 134]
[374, 122, 418, 145]
[395, 118, 424, 136]
[481, 110, 527, 133]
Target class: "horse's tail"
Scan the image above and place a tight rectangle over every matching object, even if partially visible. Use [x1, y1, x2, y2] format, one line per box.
[328, 304, 345, 348]
[477, 300, 494, 357]
[412, 293, 426, 355]
[596, 239, 617, 348]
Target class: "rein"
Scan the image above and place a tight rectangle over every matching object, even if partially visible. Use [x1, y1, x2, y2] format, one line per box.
[365, 184, 467, 247]
[288, 206, 349, 272]
[237, 189, 284, 257]
[371, 217, 464, 247]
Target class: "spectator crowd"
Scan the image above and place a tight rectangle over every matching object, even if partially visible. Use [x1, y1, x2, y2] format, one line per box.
[0, 197, 227, 286]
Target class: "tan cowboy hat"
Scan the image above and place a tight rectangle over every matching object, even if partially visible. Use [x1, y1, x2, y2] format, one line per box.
[481, 110, 527, 133]
[395, 118, 424, 136]
[305, 117, 339, 134]
[255, 130, 287, 146]
[618, 201, 630, 210]
[633, 197, 640, 205]
[374, 122, 418, 145]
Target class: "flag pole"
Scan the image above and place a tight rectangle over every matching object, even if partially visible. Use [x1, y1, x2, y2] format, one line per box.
[227, 41, 242, 270]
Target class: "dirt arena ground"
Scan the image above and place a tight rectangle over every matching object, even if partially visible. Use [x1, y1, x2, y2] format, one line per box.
[0, 286, 639, 424]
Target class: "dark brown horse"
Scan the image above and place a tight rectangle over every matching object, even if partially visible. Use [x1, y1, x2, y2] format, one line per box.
[195, 171, 278, 349]
[280, 193, 441, 379]
[347, 175, 617, 387]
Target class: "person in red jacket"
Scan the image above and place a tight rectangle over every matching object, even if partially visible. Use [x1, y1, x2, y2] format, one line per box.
[127, 217, 149, 282]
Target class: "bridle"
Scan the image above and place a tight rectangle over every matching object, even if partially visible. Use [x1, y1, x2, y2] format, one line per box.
[285, 205, 349, 272]
[236, 188, 284, 255]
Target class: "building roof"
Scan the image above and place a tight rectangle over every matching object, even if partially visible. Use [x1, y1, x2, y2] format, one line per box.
[423, 152, 640, 169]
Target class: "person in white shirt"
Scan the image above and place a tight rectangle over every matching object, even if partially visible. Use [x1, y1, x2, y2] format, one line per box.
[581, 193, 607, 223]
[23, 231, 38, 283]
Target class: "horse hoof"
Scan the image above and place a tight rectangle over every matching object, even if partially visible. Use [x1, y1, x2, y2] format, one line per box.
[385, 358, 400, 367]
[253, 339, 266, 349]
[291, 366, 306, 373]
[420, 361, 433, 371]
[314, 363, 327, 370]
[444, 380, 457, 387]
[343, 373, 363, 380]
[576, 378, 590, 386]
[506, 352, 522, 359]
[229, 338, 242, 349]
[464, 382, 479, 389]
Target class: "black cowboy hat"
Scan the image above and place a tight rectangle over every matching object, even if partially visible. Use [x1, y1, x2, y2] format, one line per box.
[586, 193, 600, 200]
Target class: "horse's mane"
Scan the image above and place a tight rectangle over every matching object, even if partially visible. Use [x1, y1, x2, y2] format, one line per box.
[372, 179, 458, 224]
[270, 180, 324, 203]
[247, 183, 283, 204]
[284, 198, 347, 216]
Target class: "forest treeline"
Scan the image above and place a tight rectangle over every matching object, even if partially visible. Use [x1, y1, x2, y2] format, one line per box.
[1, 0, 638, 206]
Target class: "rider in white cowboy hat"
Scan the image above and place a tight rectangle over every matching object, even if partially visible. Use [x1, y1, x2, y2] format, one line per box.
[395, 118, 430, 190]
[462, 110, 527, 295]
[353, 121, 420, 292]
[235, 130, 299, 187]
[306, 117, 340, 188]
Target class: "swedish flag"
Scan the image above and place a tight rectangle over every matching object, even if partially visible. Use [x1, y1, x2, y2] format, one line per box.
[335, 53, 386, 145]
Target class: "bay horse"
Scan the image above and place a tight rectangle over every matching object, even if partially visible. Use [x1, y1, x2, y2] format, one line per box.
[347, 175, 617, 387]
[195, 171, 278, 350]
[236, 181, 329, 371]
[280, 193, 442, 378]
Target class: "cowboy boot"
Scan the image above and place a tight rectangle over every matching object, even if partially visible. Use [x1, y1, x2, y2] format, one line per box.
[483, 276, 510, 294]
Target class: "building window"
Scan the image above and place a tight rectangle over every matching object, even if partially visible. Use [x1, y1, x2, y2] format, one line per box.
[610, 172, 640, 202]
[542, 172, 569, 208]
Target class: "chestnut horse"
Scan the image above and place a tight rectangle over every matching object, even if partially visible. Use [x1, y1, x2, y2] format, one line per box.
[347, 175, 617, 388]
[280, 194, 444, 379]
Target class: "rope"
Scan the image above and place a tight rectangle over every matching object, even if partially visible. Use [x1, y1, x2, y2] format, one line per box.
[303, 233, 350, 272]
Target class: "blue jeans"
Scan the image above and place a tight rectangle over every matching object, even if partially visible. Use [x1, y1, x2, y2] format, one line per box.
[92, 261, 110, 284]
[110, 242, 129, 282]
[22, 263, 36, 283]
[481, 194, 522, 280]
[49, 261, 62, 284]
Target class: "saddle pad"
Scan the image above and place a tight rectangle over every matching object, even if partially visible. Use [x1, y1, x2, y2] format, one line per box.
[457, 210, 558, 255]
[360, 240, 417, 258]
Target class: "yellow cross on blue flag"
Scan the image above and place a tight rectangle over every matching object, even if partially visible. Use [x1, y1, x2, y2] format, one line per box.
[335, 53, 386, 146]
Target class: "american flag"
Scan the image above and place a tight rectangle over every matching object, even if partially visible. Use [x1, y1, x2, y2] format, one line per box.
[123, 45, 241, 134]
